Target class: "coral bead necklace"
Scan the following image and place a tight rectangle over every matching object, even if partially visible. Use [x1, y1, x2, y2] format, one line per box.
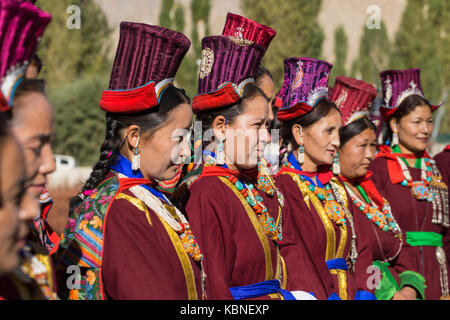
[282, 160, 347, 227]
[227, 175, 282, 243]
[344, 182, 400, 233]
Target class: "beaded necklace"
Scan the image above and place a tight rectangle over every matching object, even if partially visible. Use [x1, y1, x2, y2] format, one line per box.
[282, 158, 347, 227]
[379, 145, 449, 227]
[396, 156, 434, 202]
[344, 182, 400, 233]
[227, 175, 282, 242]
[204, 151, 284, 243]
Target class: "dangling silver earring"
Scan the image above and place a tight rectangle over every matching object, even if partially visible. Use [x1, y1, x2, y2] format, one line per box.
[391, 132, 399, 147]
[216, 139, 225, 165]
[131, 135, 141, 171]
[333, 152, 341, 175]
[298, 126, 304, 164]
[298, 144, 305, 165]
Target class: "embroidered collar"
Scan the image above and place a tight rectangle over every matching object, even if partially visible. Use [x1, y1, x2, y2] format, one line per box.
[111, 154, 168, 203]
[281, 151, 333, 187]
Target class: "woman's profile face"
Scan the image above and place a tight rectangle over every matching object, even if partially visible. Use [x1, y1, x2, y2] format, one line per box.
[224, 95, 270, 170]
[298, 107, 342, 168]
[11, 92, 56, 209]
[393, 104, 433, 154]
[339, 128, 377, 179]
[0, 135, 34, 275]
[138, 103, 193, 182]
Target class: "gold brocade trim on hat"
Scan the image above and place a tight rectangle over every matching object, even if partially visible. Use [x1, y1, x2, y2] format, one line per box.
[199, 47, 214, 79]
[227, 36, 254, 46]
[219, 176, 274, 282]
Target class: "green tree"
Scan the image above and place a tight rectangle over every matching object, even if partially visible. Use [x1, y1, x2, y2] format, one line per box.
[241, 0, 324, 89]
[159, 0, 211, 99]
[36, 0, 112, 87]
[329, 26, 348, 85]
[35, 0, 112, 165]
[390, 0, 449, 135]
[159, 0, 175, 29]
[48, 74, 109, 166]
[350, 20, 391, 86]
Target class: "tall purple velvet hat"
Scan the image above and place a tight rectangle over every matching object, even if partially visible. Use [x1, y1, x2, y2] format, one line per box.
[0, 0, 51, 111]
[277, 57, 333, 122]
[379, 68, 441, 122]
[99, 22, 191, 114]
[192, 13, 276, 113]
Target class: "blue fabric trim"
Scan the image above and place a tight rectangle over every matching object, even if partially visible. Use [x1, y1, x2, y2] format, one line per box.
[9, 76, 24, 106]
[229, 280, 295, 300]
[279, 96, 325, 111]
[287, 152, 323, 188]
[110, 154, 168, 203]
[326, 258, 348, 271]
[327, 293, 341, 300]
[354, 290, 377, 300]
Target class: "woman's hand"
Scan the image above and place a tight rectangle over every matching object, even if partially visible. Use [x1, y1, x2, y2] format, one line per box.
[392, 286, 417, 300]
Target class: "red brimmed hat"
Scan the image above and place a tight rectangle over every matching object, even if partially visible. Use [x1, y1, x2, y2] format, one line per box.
[192, 12, 276, 114]
[99, 22, 190, 114]
[329, 76, 377, 126]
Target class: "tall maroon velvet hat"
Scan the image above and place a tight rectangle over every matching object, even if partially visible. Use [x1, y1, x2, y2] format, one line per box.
[0, 0, 51, 111]
[379, 68, 441, 122]
[222, 12, 276, 50]
[276, 57, 333, 122]
[192, 13, 276, 114]
[99, 22, 191, 114]
[330, 76, 377, 126]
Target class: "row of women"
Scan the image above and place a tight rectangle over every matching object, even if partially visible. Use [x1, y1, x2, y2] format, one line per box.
[0, 1, 449, 300]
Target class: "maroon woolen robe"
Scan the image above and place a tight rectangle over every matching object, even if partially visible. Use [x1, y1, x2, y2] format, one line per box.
[371, 157, 450, 300]
[434, 146, 450, 188]
[275, 173, 374, 300]
[434, 146, 450, 259]
[182, 175, 286, 300]
[101, 188, 204, 300]
[340, 178, 422, 297]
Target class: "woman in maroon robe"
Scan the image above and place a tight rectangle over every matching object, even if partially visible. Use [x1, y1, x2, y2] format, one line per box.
[182, 14, 303, 300]
[54, 22, 205, 300]
[371, 68, 449, 300]
[435, 145, 450, 260]
[331, 76, 425, 299]
[275, 59, 375, 300]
